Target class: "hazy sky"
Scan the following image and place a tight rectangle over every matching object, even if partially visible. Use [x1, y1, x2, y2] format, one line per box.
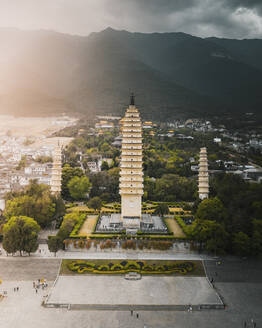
[0, 0, 262, 38]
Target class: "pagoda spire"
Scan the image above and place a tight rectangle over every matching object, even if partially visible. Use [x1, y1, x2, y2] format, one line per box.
[198, 147, 209, 200]
[130, 92, 135, 106]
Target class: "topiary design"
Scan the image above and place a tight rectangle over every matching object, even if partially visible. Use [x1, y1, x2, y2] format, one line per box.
[66, 260, 195, 275]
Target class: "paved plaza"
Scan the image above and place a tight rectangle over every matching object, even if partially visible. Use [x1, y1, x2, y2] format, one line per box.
[46, 275, 222, 309]
[0, 258, 61, 281]
[0, 256, 261, 328]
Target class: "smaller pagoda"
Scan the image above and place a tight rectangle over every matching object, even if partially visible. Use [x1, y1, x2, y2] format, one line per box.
[51, 144, 62, 195]
[198, 147, 209, 200]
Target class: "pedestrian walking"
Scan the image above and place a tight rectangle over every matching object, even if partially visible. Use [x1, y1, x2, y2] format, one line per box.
[17, 287, 19, 291]
[35, 288, 38, 294]
[131, 310, 133, 316]
[136, 313, 139, 319]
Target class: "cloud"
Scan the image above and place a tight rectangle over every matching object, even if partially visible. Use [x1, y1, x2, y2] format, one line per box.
[104, 0, 262, 38]
[0, 0, 261, 38]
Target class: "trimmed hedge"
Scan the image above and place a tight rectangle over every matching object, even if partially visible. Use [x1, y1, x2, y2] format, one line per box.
[163, 218, 173, 235]
[70, 214, 87, 237]
[67, 259, 195, 275]
[175, 216, 192, 237]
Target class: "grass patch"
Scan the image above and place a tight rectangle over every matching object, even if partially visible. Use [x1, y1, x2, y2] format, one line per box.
[164, 217, 186, 238]
[175, 216, 193, 237]
[79, 216, 98, 235]
[60, 259, 205, 276]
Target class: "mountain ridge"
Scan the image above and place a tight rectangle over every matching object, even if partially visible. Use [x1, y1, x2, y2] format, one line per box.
[0, 27, 261, 120]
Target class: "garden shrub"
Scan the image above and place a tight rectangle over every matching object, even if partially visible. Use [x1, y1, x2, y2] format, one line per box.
[86, 239, 92, 249]
[78, 240, 85, 248]
[66, 260, 195, 275]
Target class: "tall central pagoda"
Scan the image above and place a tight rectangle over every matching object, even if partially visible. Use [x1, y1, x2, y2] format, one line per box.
[120, 94, 143, 231]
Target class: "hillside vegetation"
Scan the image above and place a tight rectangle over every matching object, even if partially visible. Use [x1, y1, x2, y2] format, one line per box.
[1, 28, 262, 119]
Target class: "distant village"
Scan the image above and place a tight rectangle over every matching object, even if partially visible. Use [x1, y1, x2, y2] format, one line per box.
[93, 114, 262, 183]
[0, 116, 76, 209]
[0, 113, 261, 211]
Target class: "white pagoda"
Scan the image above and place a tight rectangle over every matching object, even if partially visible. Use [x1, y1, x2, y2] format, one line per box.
[51, 144, 62, 195]
[198, 147, 209, 200]
[120, 94, 143, 231]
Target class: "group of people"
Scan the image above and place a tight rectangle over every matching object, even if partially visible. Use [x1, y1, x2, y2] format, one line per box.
[130, 310, 139, 319]
[33, 278, 48, 293]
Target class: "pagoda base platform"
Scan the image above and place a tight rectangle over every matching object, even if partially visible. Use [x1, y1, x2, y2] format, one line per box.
[95, 214, 168, 234]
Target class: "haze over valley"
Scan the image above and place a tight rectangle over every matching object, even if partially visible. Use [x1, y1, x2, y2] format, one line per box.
[1, 27, 262, 120]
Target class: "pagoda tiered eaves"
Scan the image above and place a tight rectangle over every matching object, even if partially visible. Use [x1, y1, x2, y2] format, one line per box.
[51, 145, 62, 195]
[198, 147, 209, 200]
[120, 102, 143, 223]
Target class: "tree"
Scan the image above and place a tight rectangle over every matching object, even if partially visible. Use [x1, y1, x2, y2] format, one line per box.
[154, 203, 169, 216]
[34, 190, 56, 226]
[100, 142, 110, 153]
[88, 197, 102, 211]
[67, 176, 91, 200]
[61, 164, 84, 199]
[53, 196, 66, 220]
[89, 168, 120, 202]
[100, 193, 111, 202]
[57, 212, 80, 241]
[196, 197, 227, 223]
[251, 231, 262, 256]
[3, 216, 40, 256]
[252, 219, 262, 256]
[16, 155, 27, 170]
[4, 180, 56, 227]
[101, 160, 109, 171]
[47, 236, 63, 256]
[4, 195, 33, 220]
[191, 219, 228, 254]
[152, 174, 197, 202]
[35, 155, 52, 163]
[4, 190, 56, 227]
[232, 232, 251, 256]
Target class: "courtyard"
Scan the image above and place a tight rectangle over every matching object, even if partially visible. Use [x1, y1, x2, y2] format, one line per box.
[46, 275, 222, 309]
[0, 257, 261, 328]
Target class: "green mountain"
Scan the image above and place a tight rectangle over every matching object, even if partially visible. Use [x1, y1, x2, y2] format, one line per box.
[0, 28, 261, 120]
